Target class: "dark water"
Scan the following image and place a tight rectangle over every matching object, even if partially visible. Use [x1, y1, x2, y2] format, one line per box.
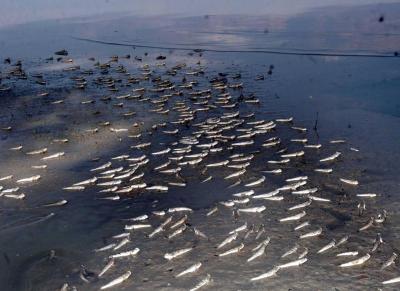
[0, 2, 400, 291]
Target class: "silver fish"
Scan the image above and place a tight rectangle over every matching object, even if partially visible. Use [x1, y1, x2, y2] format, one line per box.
[262, 169, 282, 174]
[244, 176, 265, 187]
[97, 180, 121, 186]
[229, 222, 248, 234]
[336, 235, 349, 247]
[265, 196, 283, 201]
[314, 168, 333, 173]
[26, 148, 47, 155]
[127, 154, 146, 162]
[252, 237, 271, 252]
[253, 189, 280, 199]
[43, 199, 68, 207]
[206, 207, 218, 216]
[357, 193, 377, 198]
[109, 248, 140, 258]
[112, 232, 130, 239]
[160, 167, 182, 174]
[1, 187, 19, 194]
[94, 243, 116, 252]
[298, 247, 308, 259]
[232, 190, 254, 197]
[250, 266, 279, 281]
[381, 253, 397, 270]
[227, 180, 241, 188]
[101, 167, 123, 175]
[189, 274, 211, 291]
[268, 159, 290, 164]
[206, 160, 229, 167]
[164, 247, 193, 260]
[255, 227, 265, 240]
[201, 176, 212, 183]
[359, 217, 374, 231]
[340, 178, 359, 186]
[292, 188, 318, 195]
[238, 206, 266, 213]
[168, 225, 187, 239]
[319, 152, 341, 162]
[317, 240, 336, 254]
[294, 221, 310, 231]
[170, 215, 188, 229]
[175, 262, 202, 277]
[382, 276, 400, 285]
[124, 224, 151, 231]
[286, 176, 308, 182]
[300, 227, 322, 239]
[340, 253, 370, 267]
[152, 148, 171, 156]
[217, 233, 238, 249]
[17, 175, 41, 184]
[194, 227, 208, 239]
[309, 196, 331, 202]
[73, 177, 97, 186]
[146, 185, 169, 192]
[100, 271, 131, 290]
[233, 198, 250, 204]
[10, 145, 23, 151]
[168, 207, 193, 213]
[224, 169, 246, 179]
[160, 216, 173, 227]
[148, 226, 163, 238]
[330, 139, 346, 144]
[152, 210, 166, 216]
[0, 175, 13, 181]
[278, 258, 307, 269]
[280, 211, 306, 222]
[281, 151, 304, 158]
[154, 161, 171, 171]
[4, 193, 25, 199]
[218, 243, 244, 256]
[127, 214, 148, 221]
[113, 238, 130, 250]
[280, 181, 307, 191]
[276, 117, 293, 122]
[91, 162, 112, 172]
[288, 199, 312, 211]
[337, 251, 359, 257]
[30, 163, 47, 169]
[247, 244, 267, 262]
[98, 259, 114, 277]
[100, 186, 118, 193]
[281, 244, 299, 258]
[41, 152, 64, 160]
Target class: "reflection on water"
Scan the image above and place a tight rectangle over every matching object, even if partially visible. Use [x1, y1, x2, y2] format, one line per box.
[1, 0, 399, 28]
[1, 2, 400, 57]
[0, 2, 399, 291]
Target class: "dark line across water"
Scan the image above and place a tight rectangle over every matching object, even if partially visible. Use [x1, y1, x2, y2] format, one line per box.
[72, 36, 400, 58]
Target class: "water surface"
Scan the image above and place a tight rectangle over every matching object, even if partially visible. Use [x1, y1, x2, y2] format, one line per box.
[0, 2, 399, 290]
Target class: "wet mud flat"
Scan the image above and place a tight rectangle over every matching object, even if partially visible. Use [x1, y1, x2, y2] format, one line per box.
[0, 49, 398, 291]
[1, 6, 400, 291]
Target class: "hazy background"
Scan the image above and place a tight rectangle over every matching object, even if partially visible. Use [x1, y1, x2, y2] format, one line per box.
[1, 0, 398, 28]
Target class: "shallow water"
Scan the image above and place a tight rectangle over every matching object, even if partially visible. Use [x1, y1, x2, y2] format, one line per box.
[0, 2, 400, 291]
